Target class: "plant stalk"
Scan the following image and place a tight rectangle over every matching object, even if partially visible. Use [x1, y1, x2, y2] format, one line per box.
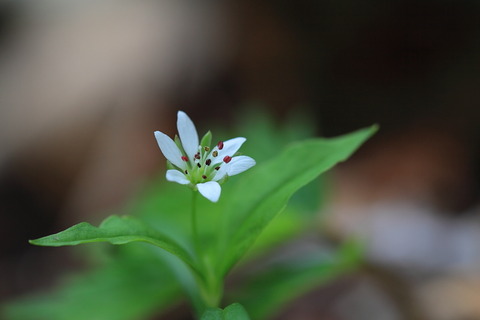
[191, 191, 200, 258]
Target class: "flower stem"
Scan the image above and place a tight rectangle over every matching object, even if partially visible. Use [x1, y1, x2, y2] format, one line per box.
[191, 190, 200, 257]
[191, 190, 223, 310]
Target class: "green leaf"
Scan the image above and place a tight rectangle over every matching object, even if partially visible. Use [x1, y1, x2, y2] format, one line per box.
[29, 215, 199, 274]
[235, 107, 324, 214]
[230, 241, 364, 319]
[220, 125, 377, 275]
[223, 303, 251, 319]
[2, 244, 182, 320]
[201, 303, 251, 320]
[201, 308, 223, 320]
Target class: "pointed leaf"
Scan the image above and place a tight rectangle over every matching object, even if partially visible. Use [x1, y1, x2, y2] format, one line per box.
[221, 125, 377, 275]
[29, 215, 198, 273]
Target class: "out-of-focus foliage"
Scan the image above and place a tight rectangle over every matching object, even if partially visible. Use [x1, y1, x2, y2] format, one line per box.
[200, 303, 251, 320]
[230, 241, 364, 319]
[3, 244, 182, 320]
[2, 109, 376, 320]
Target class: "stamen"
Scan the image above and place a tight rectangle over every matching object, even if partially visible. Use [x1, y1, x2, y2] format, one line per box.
[223, 156, 232, 163]
[215, 166, 220, 170]
[197, 163, 201, 168]
[181, 156, 188, 161]
[194, 153, 200, 160]
[202, 175, 207, 179]
[217, 141, 224, 150]
[212, 151, 218, 157]
[184, 170, 188, 174]
[206, 159, 211, 166]
[204, 146, 210, 151]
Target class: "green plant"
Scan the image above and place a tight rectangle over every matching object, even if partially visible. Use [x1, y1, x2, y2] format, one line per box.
[3, 109, 376, 319]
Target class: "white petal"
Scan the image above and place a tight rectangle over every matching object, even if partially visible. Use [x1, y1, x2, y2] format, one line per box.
[216, 137, 246, 159]
[155, 131, 186, 169]
[196, 181, 221, 202]
[226, 156, 256, 176]
[166, 170, 190, 185]
[177, 111, 199, 160]
[212, 166, 227, 181]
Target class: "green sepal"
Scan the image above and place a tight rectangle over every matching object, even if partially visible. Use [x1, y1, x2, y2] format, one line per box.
[201, 131, 212, 149]
[166, 160, 175, 170]
[174, 135, 186, 154]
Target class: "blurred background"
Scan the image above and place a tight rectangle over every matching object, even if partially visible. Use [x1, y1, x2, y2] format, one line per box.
[1, 0, 480, 319]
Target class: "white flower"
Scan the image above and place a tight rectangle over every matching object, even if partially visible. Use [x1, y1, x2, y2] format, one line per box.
[154, 111, 256, 202]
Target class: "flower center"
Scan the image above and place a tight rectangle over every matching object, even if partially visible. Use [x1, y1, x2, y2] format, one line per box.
[177, 138, 234, 184]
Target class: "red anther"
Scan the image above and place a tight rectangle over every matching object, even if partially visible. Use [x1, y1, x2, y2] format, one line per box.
[202, 175, 207, 179]
[181, 156, 188, 161]
[194, 153, 200, 160]
[223, 156, 232, 163]
[217, 141, 224, 150]
[206, 159, 211, 166]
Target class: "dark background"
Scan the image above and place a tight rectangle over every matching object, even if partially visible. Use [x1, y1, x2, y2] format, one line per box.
[1, 0, 480, 318]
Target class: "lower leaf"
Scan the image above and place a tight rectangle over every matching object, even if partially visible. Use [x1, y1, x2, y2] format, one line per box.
[29, 215, 199, 274]
[201, 303, 251, 320]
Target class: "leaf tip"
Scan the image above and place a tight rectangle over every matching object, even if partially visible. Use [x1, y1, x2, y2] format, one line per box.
[29, 237, 47, 246]
[370, 123, 380, 134]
